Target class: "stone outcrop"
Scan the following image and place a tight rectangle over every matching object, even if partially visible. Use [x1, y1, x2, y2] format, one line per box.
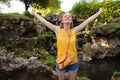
[0, 48, 57, 80]
[0, 15, 56, 53]
[111, 72, 120, 80]
[79, 36, 120, 61]
[78, 17, 120, 61]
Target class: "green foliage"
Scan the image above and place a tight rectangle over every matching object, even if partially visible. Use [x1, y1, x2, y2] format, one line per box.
[90, 22, 120, 37]
[32, 0, 61, 15]
[5, 41, 16, 51]
[0, 0, 10, 3]
[0, 0, 11, 9]
[112, 72, 120, 80]
[46, 0, 61, 14]
[23, 11, 34, 18]
[18, 49, 41, 59]
[77, 31, 91, 47]
[36, 31, 56, 51]
[37, 31, 55, 42]
[40, 51, 55, 68]
[114, 72, 120, 76]
[100, 1, 120, 22]
[19, 0, 49, 11]
[71, 1, 99, 19]
[71, 0, 120, 23]
[0, 13, 32, 20]
[114, 24, 120, 36]
[82, 42, 96, 56]
[116, 30, 120, 36]
[77, 18, 85, 23]
[104, 23, 120, 36]
[18, 48, 55, 68]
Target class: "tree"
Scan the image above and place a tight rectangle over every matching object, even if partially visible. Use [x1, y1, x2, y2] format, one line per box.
[71, 0, 120, 22]
[19, 0, 49, 11]
[32, 0, 61, 16]
[0, 0, 10, 3]
[46, 0, 61, 13]
[0, 0, 11, 5]
[0, 0, 11, 10]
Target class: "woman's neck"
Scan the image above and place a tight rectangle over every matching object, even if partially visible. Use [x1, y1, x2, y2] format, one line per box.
[63, 24, 70, 31]
[63, 24, 71, 35]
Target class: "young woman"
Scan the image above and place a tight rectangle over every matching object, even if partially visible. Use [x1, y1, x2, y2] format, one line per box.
[32, 8, 104, 80]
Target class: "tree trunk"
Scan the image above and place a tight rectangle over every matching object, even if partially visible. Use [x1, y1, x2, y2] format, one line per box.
[25, 1, 29, 11]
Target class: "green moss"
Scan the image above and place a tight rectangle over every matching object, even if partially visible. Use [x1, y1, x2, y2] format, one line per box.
[40, 51, 55, 68]
[112, 72, 120, 80]
[5, 41, 17, 51]
[82, 42, 96, 56]
[113, 72, 120, 77]
[23, 11, 34, 18]
[37, 31, 55, 41]
[0, 13, 33, 20]
[17, 48, 55, 68]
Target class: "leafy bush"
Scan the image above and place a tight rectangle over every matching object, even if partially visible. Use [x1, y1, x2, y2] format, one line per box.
[71, 0, 120, 23]
[23, 11, 34, 18]
[39, 50, 55, 68]
[0, 13, 32, 20]
[114, 24, 120, 36]
[37, 31, 55, 41]
[112, 72, 120, 80]
[18, 49, 41, 59]
[5, 41, 17, 51]
[18, 48, 55, 68]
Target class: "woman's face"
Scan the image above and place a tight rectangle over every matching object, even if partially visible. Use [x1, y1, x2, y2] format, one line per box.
[62, 12, 72, 24]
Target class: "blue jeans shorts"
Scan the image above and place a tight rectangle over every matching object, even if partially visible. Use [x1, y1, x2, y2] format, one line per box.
[56, 62, 78, 73]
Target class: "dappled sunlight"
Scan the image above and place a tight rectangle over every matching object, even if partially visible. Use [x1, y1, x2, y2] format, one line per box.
[99, 39, 110, 48]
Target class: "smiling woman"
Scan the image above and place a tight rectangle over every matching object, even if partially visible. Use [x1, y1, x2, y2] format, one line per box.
[31, 6, 104, 80]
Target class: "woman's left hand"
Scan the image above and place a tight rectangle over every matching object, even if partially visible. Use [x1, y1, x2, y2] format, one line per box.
[99, 8, 105, 13]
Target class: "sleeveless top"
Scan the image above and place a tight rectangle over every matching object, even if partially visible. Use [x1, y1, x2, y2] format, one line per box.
[57, 28, 78, 64]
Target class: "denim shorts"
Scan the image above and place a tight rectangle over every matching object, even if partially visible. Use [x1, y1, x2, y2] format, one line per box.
[56, 62, 78, 73]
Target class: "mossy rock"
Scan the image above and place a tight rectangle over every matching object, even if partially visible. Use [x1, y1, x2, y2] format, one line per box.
[112, 72, 120, 80]
[82, 42, 96, 56]
[0, 13, 32, 20]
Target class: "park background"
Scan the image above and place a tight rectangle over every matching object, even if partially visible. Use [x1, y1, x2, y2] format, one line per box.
[0, 0, 120, 80]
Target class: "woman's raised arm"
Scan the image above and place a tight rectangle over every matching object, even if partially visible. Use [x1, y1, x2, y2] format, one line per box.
[73, 8, 104, 34]
[32, 9, 59, 34]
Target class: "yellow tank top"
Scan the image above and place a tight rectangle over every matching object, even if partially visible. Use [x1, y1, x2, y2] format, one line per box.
[57, 28, 78, 64]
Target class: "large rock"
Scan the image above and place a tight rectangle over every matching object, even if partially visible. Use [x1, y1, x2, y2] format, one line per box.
[0, 49, 57, 80]
[79, 36, 120, 61]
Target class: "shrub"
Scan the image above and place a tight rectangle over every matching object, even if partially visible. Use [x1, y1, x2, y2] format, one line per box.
[23, 11, 34, 18]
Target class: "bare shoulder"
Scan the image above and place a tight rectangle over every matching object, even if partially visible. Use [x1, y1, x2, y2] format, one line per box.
[73, 26, 79, 34]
